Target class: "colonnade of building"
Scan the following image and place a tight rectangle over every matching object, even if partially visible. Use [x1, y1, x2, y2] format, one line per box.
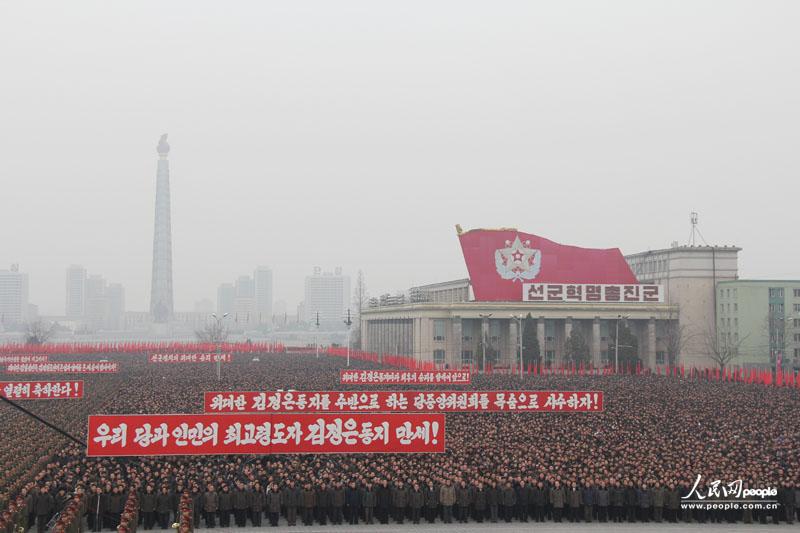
[363, 315, 668, 369]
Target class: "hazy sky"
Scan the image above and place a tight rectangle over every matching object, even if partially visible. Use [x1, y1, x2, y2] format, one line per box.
[1, 1, 798, 315]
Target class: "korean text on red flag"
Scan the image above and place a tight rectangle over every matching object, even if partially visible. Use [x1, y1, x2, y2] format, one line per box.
[205, 390, 603, 413]
[1, 381, 83, 399]
[5, 362, 119, 374]
[87, 413, 445, 457]
[340, 369, 471, 385]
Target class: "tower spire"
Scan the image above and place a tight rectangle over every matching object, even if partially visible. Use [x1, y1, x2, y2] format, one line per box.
[150, 134, 174, 323]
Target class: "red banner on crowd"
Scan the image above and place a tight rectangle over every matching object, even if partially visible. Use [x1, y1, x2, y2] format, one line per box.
[340, 369, 471, 385]
[1, 381, 84, 400]
[5, 362, 119, 374]
[205, 390, 603, 413]
[87, 413, 445, 456]
[0, 355, 49, 363]
[148, 353, 232, 363]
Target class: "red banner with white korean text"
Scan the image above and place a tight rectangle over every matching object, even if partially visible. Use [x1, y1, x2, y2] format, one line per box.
[148, 353, 232, 363]
[205, 390, 603, 413]
[340, 369, 471, 385]
[0, 355, 49, 363]
[5, 362, 119, 374]
[87, 413, 445, 456]
[1, 381, 84, 400]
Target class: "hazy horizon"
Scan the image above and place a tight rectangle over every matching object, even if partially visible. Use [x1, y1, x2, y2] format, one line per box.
[2, 1, 798, 315]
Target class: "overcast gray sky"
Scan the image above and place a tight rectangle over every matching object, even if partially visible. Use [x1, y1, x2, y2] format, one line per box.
[1, 1, 798, 315]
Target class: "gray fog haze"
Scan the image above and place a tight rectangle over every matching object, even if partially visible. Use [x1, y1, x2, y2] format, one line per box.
[1, 1, 798, 314]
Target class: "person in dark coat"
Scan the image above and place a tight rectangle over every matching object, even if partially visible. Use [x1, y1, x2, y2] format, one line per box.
[266, 483, 281, 527]
[203, 484, 219, 528]
[301, 483, 316, 526]
[409, 483, 424, 524]
[361, 482, 377, 524]
[550, 481, 565, 523]
[596, 482, 609, 522]
[391, 481, 408, 524]
[281, 481, 298, 526]
[249, 482, 264, 527]
[533, 481, 547, 522]
[345, 481, 361, 525]
[456, 480, 472, 523]
[652, 482, 665, 523]
[515, 480, 528, 522]
[139, 485, 157, 530]
[331, 482, 345, 525]
[624, 482, 637, 523]
[637, 483, 652, 522]
[473, 482, 487, 522]
[191, 486, 203, 529]
[34, 486, 54, 533]
[314, 482, 329, 525]
[232, 482, 249, 527]
[424, 481, 439, 523]
[88, 486, 107, 532]
[218, 485, 233, 528]
[501, 482, 516, 522]
[486, 481, 499, 523]
[376, 480, 391, 524]
[156, 486, 172, 529]
[666, 483, 680, 523]
[582, 481, 595, 522]
[610, 481, 624, 523]
[567, 482, 581, 522]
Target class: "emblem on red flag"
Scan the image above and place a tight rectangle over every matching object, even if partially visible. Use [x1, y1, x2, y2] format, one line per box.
[495, 235, 541, 281]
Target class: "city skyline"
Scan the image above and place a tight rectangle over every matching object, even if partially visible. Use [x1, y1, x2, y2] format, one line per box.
[2, 2, 799, 316]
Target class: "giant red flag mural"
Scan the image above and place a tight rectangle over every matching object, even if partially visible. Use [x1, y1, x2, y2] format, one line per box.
[457, 227, 640, 301]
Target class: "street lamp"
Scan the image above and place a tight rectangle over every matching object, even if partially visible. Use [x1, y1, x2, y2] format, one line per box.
[210, 312, 229, 381]
[478, 313, 493, 373]
[315, 311, 320, 359]
[344, 309, 353, 367]
[615, 314, 630, 374]
[511, 315, 524, 379]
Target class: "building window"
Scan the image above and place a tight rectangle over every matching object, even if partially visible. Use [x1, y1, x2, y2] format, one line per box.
[461, 350, 473, 365]
[656, 351, 665, 365]
[795, 304, 800, 313]
[545, 350, 555, 364]
[795, 334, 800, 343]
[734, 303, 738, 312]
[795, 289, 800, 298]
[733, 288, 737, 297]
[795, 348, 800, 358]
[769, 288, 784, 298]
[601, 350, 609, 364]
[462, 335, 473, 342]
[433, 349, 445, 364]
[433, 320, 445, 341]
[794, 319, 800, 328]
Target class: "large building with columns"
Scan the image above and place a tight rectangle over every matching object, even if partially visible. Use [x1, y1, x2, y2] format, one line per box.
[361, 227, 739, 370]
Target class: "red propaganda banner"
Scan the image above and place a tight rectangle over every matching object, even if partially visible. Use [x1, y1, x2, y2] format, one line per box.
[1, 381, 84, 400]
[148, 353, 232, 363]
[457, 227, 639, 301]
[87, 413, 445, 457]
[205, 390, 604, 413]
[340, 369, 471, 385]
[5, 362, 119, 374]
[0, 355, 49, 363]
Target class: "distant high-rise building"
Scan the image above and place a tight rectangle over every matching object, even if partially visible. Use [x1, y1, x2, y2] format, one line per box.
[65, 265, 86, 317]
[234, 275, 256, 325]
[304, 266, 350, 330]
[84, 274, 108, 330]
[106, 283, 126, 330]
[150, 134, 174, 323]
[217, 283, 235, 316]
[254, 266, 273, 324]
[0, 264, 29, 327]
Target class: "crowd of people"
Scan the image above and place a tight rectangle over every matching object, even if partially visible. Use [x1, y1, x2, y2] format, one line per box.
[1, 352, 799, 530]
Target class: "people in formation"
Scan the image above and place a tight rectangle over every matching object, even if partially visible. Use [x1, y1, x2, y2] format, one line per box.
[0, 353, 798, 528]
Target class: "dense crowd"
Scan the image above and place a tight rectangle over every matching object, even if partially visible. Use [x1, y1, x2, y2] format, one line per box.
[1, 352, 799, 531]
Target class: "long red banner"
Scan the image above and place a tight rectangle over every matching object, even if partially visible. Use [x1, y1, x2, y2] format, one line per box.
[205, 390, 603, 413]
[1, 380, 84, 400]
[5, 362, 119, 374]
[340, 369, 471, 385]
[0, 355, 49, 363]
[87, 413, 444, 456]
[148, 353, 232, 363]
